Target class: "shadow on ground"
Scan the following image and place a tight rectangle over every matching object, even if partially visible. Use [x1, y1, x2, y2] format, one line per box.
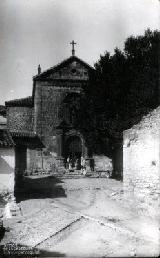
[0, 243, 66, 257]
[15, 176, 66, 203]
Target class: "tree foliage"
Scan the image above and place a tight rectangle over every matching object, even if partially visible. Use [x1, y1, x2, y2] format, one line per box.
[74, 29, 160, 153]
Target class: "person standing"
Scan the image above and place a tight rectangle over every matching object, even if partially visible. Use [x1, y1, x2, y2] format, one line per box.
[66, 157, 70, 170]
[69, 157, 72, 171]
[81, 156, 86, 175]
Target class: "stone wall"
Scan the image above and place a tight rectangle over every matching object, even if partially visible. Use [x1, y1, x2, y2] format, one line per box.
[7, 106, 34, 132]
[34, 81, 82, 152]
[27, 149, 54, 171]
[123, 107, 160, 216]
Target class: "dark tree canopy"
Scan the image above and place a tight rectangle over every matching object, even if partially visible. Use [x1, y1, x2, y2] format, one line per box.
[73, 29, 160, 153]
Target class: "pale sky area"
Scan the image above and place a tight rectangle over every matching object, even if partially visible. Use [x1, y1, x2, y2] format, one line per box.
[0, 0, 159, 104]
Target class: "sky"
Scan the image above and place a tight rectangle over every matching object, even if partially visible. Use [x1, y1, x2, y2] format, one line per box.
[0, 0, 159, 104]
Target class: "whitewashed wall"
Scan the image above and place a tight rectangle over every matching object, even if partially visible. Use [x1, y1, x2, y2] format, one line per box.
[123, 107, 160, 216]
[0, 148, 15, 192]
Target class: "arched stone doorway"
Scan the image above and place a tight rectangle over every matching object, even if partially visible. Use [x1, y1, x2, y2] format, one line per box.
[65, 135, 82, 170]
[65, 135, 82, 159]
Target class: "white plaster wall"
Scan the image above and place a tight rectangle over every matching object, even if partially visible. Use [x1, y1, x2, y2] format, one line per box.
[123, 107, 160, 216]
[0, 148, 15, 192]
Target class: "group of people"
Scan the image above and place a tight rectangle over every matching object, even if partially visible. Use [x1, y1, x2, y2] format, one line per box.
[66, 156, 86, 174]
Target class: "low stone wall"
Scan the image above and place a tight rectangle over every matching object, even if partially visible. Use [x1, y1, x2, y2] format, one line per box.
[123, 107, 160, 216]
[27, 149, 53, 171]
[93, 155, 113, 175]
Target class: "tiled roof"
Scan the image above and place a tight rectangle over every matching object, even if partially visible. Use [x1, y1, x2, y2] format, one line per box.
[0, 129, 15, 147]
[11, 131, 44, 148]
[5, 96, 33, 107]
[11, 131, 37, 138]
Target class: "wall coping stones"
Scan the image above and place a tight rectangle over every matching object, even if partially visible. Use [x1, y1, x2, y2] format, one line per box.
[5, 97, 33, 107]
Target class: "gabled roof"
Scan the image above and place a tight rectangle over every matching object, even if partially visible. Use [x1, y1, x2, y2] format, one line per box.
[0, 129, 15, 147]
[33, 55, 94, 80]
[5, 96, 33, 107]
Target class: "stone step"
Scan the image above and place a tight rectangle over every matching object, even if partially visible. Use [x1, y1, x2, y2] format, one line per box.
[53, 173, 109, 179]
[30, 171, 110, 179]
[53, 172, 84, 176]
[53, 175, 84, 178]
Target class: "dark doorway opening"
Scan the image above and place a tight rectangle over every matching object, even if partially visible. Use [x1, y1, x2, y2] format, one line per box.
[65, 136, 82, 170]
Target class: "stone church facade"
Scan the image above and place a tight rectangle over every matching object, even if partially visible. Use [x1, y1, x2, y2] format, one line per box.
[5, 55, 95, 174]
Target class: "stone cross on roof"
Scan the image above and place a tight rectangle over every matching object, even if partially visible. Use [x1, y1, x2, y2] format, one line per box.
[70, 40, 76, 56]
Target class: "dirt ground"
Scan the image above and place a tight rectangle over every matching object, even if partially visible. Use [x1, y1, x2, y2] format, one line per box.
[0, 178, 159, 257]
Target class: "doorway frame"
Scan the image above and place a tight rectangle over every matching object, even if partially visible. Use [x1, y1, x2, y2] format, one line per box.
[65, 129, 87, 158]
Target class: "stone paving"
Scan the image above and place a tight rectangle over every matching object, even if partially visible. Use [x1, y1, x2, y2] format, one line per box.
[1, 201, 80, 247]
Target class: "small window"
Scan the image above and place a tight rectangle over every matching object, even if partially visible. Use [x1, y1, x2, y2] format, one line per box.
[71, 68, 76, 74]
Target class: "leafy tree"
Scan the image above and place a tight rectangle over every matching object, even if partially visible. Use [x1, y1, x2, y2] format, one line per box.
[74, 29, 160, 154]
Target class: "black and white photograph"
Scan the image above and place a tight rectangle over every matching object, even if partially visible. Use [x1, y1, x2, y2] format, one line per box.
[0, 0, 159, 257]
